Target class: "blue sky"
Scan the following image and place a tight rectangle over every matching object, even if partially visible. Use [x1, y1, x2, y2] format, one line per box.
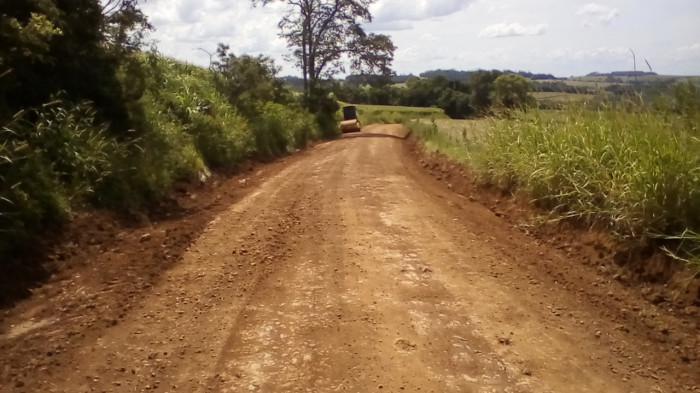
[141, 0, 700, 77]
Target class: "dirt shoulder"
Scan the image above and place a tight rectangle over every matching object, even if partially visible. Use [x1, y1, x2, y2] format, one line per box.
[409, 137, 700, 307]
[0, 153, 302, 390]
[1, 124, 698, 393]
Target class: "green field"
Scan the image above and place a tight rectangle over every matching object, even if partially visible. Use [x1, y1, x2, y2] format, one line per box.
[339, 102, 449, 124]
[532, 92, 597, 103]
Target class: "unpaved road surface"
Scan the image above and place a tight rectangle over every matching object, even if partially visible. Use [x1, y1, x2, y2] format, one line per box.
[1, 124, 698, 392]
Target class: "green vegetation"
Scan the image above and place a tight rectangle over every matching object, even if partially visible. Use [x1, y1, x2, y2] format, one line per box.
[254, 0, 395, 115]
[0, 1, 339, 259]
[408, 85, 700, 267]
[334, 70, 535, 119]
[1, 53, 326, 255]
[336, 67, 699, 119]
[491, 74, 535, 109]
[347, 103, 448, 124]
[415, 119, 489, 157]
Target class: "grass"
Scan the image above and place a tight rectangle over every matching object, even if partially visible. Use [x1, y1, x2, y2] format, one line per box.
[532, 92, 594, 103]
[406, 102, 700, 268]
[339, 102, 449, 124]
[408, 118, 489, 164]
[0, 53, 323, 256]
[431, 119, 489, 141]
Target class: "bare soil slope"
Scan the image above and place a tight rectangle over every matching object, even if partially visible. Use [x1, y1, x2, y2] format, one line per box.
[1, 124, 698, 393]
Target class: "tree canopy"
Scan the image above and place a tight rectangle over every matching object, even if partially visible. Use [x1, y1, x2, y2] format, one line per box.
[253, 0, 395, 103]
[0, 0, 152, 125]
[491, 74, 534, 109]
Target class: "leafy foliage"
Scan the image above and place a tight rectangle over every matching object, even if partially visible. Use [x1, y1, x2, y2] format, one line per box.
[491, 74, 535, 109]
[409, 101, 700, 266]
[0, 100, 123, 252]
[0, 0, 153, 132]
[334, 70, 532, 119]
[254, 0, 394, 116]
[251, 102, 319, 157]
[144, 56, 254, 170]
[213, 44, 292, 117]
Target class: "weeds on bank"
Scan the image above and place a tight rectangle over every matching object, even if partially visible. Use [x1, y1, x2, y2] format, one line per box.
[404, 119, 479, 164]
[0, 54, 323, 255]
[407, 97, 700, 267]
[0, 101, 124, 251]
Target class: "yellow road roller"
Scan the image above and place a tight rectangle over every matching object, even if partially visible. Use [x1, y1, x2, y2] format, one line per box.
[339, 105, 361, 133]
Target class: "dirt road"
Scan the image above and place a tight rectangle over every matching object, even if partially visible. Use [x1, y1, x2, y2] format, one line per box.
[1, 124, 698, 392]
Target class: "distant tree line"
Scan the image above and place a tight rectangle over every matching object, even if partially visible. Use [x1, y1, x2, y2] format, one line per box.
[332, 70, 534, 118]
[586, 71, 658, 77]
[419, 69, 557, 81]
[533, 81, 585, 94]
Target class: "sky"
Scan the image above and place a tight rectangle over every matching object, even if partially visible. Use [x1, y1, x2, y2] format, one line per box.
[140, 0, 700, 78]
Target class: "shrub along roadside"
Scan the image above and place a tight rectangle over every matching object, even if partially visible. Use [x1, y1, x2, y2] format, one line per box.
[0, 54, 327, 257]
[1, 101, 123, 250]
[406, 102, 700, 268]
[251, 102, 319, 158]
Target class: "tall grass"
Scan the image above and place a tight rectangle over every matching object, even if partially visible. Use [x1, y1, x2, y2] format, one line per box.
[0, 54, 323, 256]
[476, 107, 700, 236]
[1, 101, 123, 252]
[404, 119, 480, 164]
[142, 57, 254, 169]
[408, 100, 700, 266]
[251, 102, 319, 157]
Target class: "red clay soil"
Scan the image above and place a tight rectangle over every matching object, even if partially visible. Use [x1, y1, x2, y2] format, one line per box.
[0, 124, 698, 393]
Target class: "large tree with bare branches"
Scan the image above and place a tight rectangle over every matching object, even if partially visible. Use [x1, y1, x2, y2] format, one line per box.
[101, 0, 152, 52]
[253, 0, 395, 102]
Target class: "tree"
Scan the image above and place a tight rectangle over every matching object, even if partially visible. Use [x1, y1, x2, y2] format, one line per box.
[253, 0, 395, 106]
[468, 70, 502, 114]
[212, 44, 292, 116]
[491, 73, 533, 109]
[0, 0, 152, 126]
[100, 0, 152, 54]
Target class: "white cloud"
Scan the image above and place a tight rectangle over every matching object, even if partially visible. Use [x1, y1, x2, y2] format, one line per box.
[577, 3, 619, 26]
[546, 46, 629, 61]
[367, 20, 413, 32]
[478, 22, 548, 38]
[138, 0, 700, 77]
[371, 0, 475, 23]
[142, 0, 288, 68]
[479, 0, 510, 15]
[669, 43, 700, 60]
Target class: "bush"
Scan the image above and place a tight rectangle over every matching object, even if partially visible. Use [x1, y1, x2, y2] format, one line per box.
[251, 102, 319, 158]
[491, 74, 535, 109]
[0, 100, 122, 252]
[306, 89, 340, 138]
[144, 56, 254, 168]
[102, 91, 206, 205]
[0, 52, 325, 260]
